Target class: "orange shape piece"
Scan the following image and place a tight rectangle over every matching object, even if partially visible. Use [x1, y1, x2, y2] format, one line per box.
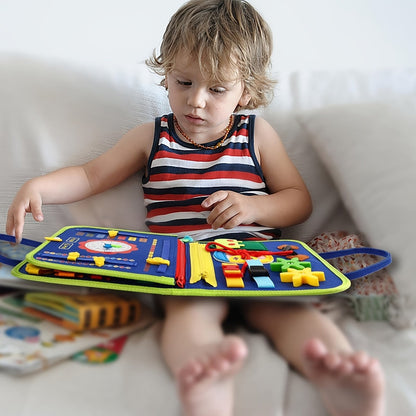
[287, 254, 309, 261]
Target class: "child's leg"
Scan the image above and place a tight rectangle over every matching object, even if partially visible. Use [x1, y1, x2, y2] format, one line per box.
[243, 301, 385, 416]
[160, 297, 248, 416]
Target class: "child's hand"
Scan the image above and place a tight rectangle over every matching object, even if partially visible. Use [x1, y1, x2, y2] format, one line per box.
[202, 191, 256, 230]
[6, 183, 44, 244]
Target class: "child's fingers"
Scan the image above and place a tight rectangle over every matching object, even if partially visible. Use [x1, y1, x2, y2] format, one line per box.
[5, 211, 16, 238]
[26, 193, 44, 222]
[201, 191, 229, 209]
[30, 203, 44, 222]
[6, 208, 25, 244]
[5, 197, 44, 244]
[211, 209, 241, 229]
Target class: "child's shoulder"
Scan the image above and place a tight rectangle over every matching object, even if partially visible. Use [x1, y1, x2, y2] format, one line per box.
[127, 120, 155, 139]
[251, 114, 271, 127]
[251, 115, 281, 143]
[116, 121, 155, 158]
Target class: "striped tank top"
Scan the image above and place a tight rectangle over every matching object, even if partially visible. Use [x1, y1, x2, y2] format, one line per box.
[142, 113, 278, 240]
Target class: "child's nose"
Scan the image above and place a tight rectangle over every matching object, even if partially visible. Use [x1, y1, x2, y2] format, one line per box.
[187, 87, 207, 109]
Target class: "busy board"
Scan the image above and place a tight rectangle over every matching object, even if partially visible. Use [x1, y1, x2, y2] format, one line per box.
[12, 225, 353, 297]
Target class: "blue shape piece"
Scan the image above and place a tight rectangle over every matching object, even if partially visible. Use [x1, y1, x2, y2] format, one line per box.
[213, 251, 230, 262]
[158, 239, 170, 273]
[252, 275, 275, 289]
[246, 259, 275, 288]
[246, 259, 265, 268]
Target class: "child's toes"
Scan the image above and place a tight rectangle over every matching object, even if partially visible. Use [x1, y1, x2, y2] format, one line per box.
[351, 351, 372, 372]
[323, 352, 342, 371]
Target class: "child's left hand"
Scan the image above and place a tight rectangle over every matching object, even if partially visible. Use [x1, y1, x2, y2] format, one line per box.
[202, 191, 257, 230]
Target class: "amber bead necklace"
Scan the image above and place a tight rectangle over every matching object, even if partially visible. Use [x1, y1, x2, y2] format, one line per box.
[173, 115, 234, 150]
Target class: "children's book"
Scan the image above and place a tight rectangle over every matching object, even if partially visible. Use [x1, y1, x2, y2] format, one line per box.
[22, 292, 142, 331]
[0, 291, 154, 375]
[71, 334, 130, 365]
[9, 226, 392, 298]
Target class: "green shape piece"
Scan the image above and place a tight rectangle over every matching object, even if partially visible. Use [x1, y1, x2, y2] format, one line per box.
[270, 257, 311, 272]
[240, 241, 267, 251]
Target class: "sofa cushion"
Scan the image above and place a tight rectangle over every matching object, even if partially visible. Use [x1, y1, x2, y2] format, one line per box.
[297, 97, 416, 326]
[0, 55, 170, 241]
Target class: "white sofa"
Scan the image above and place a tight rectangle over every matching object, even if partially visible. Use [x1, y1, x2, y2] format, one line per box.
[0, 54, 415, 415]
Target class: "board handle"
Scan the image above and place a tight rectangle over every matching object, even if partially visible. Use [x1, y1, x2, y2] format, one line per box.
[0, 234, 40, 266]
[318, 247, 392, 280]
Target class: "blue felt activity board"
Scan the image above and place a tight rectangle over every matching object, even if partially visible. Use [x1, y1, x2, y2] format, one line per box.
[9, 226, 358, 297]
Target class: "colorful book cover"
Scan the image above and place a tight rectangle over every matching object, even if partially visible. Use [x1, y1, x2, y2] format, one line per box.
[23, 292, 142, 331]
[0, 292, 154, 375]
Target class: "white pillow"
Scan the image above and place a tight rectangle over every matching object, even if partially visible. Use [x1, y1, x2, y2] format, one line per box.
[297, 97, 416, 326]
[0, 55, 170, 241]
[260, 108, 357, 242]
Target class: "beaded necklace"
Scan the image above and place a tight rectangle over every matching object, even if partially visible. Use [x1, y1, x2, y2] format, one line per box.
[173, 115, 234, 150]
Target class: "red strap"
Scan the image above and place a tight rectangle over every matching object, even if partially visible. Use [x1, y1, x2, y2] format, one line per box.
[204, 242, 293, 260]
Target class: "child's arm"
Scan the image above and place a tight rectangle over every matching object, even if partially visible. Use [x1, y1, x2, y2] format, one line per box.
[203, 117, 312, 230]
[6, 122, 154, 243]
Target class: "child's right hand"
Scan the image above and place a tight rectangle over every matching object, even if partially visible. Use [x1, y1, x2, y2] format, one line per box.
[6, 182, 44, 244]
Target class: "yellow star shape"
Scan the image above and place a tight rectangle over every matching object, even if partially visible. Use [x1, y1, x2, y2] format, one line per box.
[280, 267, 325, 287]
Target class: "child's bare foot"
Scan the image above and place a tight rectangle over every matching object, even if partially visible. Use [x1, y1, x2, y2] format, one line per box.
[176, 335, 248, 416]
[303, 338, 385, 416]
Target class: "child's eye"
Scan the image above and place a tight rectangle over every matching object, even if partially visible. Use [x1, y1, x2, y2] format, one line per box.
[210, 87, 226, 94]
[177, 79, 192, 86]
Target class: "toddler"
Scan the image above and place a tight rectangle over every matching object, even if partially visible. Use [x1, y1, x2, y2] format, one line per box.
[7, 1, 385, 415]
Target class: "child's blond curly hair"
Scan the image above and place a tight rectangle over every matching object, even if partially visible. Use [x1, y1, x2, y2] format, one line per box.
[146, 0, 275, 110]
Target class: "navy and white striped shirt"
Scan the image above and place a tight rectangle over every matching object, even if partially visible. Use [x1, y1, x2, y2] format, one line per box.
[142, 113, 277, 240]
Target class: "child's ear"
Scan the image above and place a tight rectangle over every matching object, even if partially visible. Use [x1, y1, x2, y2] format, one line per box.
[238, 90, 251, 107]
[161, 77, 168, 90]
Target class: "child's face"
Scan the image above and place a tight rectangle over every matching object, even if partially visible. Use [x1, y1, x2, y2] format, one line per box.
[166, 50, 251, 141]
